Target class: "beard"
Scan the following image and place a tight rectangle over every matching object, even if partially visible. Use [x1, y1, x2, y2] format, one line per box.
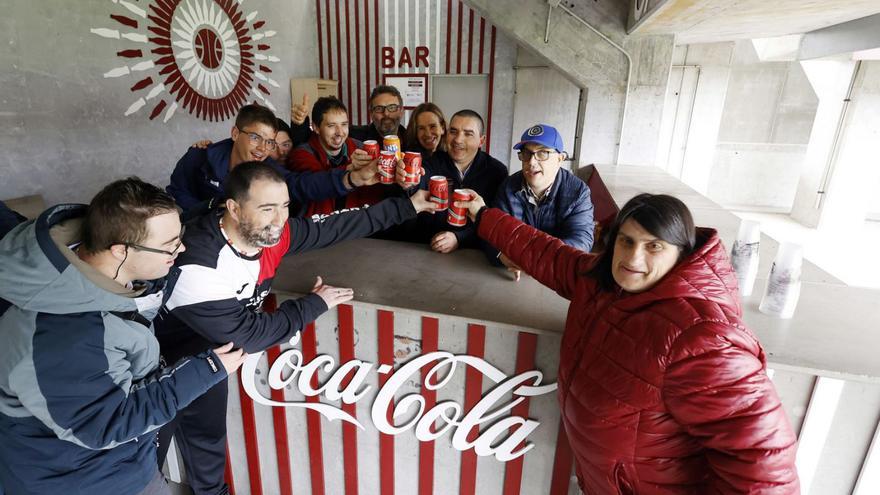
[377, 117, 399, 135]
[239, 219, 284, 248]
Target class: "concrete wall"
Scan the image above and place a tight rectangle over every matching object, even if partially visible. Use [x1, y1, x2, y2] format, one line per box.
[1, 0, 318, 205]
[708, 41, 818, 210]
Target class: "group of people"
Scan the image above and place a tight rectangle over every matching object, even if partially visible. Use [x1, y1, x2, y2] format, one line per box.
[0, 81, 799, 495]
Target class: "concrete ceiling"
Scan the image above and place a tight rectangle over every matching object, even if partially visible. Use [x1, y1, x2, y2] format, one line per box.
[631, 0, 880, 44]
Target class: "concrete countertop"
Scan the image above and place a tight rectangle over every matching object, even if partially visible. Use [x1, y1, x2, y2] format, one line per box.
[274, 238, 571, 334]
[272, 164, 880, 382]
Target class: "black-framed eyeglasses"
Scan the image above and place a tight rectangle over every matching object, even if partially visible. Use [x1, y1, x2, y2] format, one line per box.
[517, 149, 556, 162]
[237, 127, 278, 151]
[371, 103, 400, 114]
[127, 226, 185, 257]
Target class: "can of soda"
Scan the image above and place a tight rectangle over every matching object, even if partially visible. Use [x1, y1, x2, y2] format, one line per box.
[383, 135, 402, 159]
[362, 140, 380, 160]
[429, 176, 449, 211]
[447, 189, 472, 227]
[378, 150, 396, 184]
[403, 152, 422, 186]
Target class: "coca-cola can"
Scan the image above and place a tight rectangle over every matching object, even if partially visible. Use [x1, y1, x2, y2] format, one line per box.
[429, 176, 449, 211]
[377, 150, 396, 184]
[403, 152, 422, 186]
[447, 189, 473, 227]
[383, 135, 402, 159]
[362, 140, 380, 160]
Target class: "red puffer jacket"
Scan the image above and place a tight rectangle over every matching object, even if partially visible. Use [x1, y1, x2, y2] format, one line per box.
[478, 208, 799, 494]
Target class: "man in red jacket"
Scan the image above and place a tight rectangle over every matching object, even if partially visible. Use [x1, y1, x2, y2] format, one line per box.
[287, 97, 400, 217]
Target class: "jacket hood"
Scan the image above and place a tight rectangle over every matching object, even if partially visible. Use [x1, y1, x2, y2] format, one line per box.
[0, 204, 145, 315]
[616, 228, 742, 315]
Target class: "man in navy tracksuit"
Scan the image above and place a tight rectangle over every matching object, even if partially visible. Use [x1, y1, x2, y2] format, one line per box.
[154, 162, 434, 494]
[411, 110, 508, 253]
[0, 178, 245, 495]
[167, 104, 378, 218]
[489, 124, 594, 280]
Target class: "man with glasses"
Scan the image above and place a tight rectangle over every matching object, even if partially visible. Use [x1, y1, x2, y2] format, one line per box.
[153, 162, 435, 494]
[168, 104, 377, 218]
[490, 124, 594, 280]
[288, 85, 407, 147]
[0, 177, 246, 495]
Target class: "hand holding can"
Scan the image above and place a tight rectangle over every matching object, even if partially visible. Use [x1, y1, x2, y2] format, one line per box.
[447, 189, 473, 227]
[377, 151, 397, 184]
[362, 140, 380, 160]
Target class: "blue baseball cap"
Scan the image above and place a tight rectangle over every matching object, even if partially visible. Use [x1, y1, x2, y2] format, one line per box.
[513, 124, 565, 153]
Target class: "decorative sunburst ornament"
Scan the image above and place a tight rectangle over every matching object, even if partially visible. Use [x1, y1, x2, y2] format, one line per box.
[91, 0, 280, 123]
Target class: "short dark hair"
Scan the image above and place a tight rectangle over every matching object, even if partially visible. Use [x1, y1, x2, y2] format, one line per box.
[450, 109, 485, 136]
[276, 118, 292, 137]
[369, 85, 403, 107]
[234, 104, 278, 132]
[224, 161, 286, 203]
[405, 102, 448, 153]
[590, 193, 696, 291]
[81, 177, 178, 254]
[311, 96, 348, 127]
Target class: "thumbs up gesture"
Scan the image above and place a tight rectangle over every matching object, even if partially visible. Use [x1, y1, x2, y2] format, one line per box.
[291, 93, 310, 125]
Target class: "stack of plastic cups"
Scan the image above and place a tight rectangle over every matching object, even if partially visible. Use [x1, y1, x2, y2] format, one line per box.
[731, 219, 761, 297]
[759, 242, 803, 319]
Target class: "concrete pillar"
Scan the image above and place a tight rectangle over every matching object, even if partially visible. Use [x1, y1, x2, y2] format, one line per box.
[465, 0, 673, 166]
[810, 62, 880, 235]
[789, 60, 859, 228]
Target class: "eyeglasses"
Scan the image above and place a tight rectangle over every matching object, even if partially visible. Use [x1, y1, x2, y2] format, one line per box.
[127, 226, 186, 257]
[371, 103, 400, 114]
[237, 127, 278, 151]
[517, 149, 557, 162]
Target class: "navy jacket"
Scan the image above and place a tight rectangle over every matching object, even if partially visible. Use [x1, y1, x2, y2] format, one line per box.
[0, 205, 226, 495]
[413, 150, 508, 248]
[0, 201, 25, 239]
[490, 168, 594, 262]
[167, 138, 349, 215]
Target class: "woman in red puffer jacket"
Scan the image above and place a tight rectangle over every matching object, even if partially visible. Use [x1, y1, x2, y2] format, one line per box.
[458, 191, 799, 494]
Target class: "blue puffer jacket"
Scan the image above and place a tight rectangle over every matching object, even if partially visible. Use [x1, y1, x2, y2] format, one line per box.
[0, 205, 227, 495]
[489, 168, 594, 262]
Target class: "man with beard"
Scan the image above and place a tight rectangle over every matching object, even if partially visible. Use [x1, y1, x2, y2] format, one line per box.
[153, 162, 435, 494]
[288, 96, 402, 216]
[289, 85, 407, 146]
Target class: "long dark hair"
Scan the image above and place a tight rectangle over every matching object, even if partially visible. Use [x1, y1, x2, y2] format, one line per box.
[404, 102, 448, 154]
[590, 193, 696, 291]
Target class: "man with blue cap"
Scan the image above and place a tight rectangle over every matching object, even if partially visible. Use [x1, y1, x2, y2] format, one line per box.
[490, 124, 594, 280]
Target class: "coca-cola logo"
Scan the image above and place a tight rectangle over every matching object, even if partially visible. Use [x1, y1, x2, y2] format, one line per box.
[242, 333, 557, 462]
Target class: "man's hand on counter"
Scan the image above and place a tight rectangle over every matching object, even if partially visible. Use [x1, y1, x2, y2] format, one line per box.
[409, 189, 438, 214]
[431, 231, 459, 254]
[311, 276, 354, 309]
[499, 253, 522, 282]
[453, 189, 486, 222]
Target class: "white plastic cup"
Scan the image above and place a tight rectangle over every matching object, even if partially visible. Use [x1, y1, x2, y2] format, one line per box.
[731, 220, 761, 297]
[759, 242, 803, 319]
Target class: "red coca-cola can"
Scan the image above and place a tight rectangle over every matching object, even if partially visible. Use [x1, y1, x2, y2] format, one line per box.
[448, 189, 473, 227]
[429, 176, 449, 211]
[383, 135, 402, 159]
[378, 150, 396, 184]
[362, 140, 380, 160]
[403, 152, 422, 186]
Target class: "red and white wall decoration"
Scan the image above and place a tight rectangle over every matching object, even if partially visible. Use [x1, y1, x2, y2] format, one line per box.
[91, 0, 280, 122]
[316, 0, 498, 146]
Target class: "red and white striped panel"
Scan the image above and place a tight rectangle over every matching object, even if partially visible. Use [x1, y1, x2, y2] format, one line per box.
[218, 301, 571, 495]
